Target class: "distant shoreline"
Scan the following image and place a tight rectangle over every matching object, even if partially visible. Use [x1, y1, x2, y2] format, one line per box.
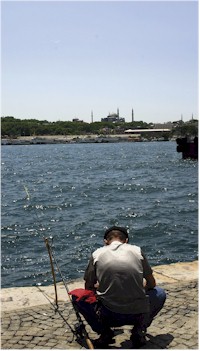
[1, 134, 171, 145]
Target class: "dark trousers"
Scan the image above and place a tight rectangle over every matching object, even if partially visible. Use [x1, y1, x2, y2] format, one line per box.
[73, 286, 166, 334]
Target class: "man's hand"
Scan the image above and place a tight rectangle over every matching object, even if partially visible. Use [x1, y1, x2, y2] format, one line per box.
[144, 274, 156, 291]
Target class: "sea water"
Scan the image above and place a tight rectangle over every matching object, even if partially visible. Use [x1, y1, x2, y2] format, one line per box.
[1, 141, 198, 288]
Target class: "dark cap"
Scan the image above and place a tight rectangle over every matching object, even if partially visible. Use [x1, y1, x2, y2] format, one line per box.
[104, 226, 129, 239]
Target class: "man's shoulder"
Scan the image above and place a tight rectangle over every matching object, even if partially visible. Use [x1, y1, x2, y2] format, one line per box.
[92, 245, 108, 262]
[92, 246, 106, 256]
[126, 243, 141, 251]
[124, 243, 144, 258]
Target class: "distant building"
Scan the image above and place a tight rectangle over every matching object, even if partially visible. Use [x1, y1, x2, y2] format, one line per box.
[154, 122, 172, 129]
[132, 109, 134, 122]
[101, 113, 125, 123]
[125, 128, 171, 134]
[72, 118, 83, 123]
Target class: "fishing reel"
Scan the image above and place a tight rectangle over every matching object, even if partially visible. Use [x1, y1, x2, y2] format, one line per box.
[74, 321, 85, 340]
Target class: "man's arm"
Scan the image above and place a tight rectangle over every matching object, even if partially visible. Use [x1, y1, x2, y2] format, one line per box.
[144, 273, 156, 291]
[84, 256, 97, 291]
[141, 250, 156, 290]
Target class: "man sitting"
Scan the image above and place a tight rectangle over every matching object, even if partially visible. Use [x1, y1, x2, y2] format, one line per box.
[72, 226, 166, 348]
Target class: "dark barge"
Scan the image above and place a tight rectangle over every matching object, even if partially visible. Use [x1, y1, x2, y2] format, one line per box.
[176, 136, 198, 159]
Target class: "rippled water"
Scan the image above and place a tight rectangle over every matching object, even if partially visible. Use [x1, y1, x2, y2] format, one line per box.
[1, 142, 198, 288]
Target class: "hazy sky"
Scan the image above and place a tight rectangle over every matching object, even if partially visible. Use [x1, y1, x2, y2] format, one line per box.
[1, 0, 198, 123]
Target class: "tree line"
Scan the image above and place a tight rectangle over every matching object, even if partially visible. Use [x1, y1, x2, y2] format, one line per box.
[1, 116, 198, 138]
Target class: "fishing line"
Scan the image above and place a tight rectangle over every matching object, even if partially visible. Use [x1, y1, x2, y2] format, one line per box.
[24, 184, 59, 306]
[24, 184, 69, 297]
[23, 184, 47, 235]
[46, 236, 94, 349]
[36, 285, 76, 343]
[23, 185, 94, 349]
[153, 269, 180, 282]
[49, 237, 71, 295]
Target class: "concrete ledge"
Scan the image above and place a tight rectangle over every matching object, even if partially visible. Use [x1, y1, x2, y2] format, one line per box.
[152, 260, 198, 284]
[1, 261, 198, 312]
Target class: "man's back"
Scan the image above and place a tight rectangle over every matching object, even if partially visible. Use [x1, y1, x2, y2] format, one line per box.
[93, 241, 151, 314]
[75, 226, 166, 348]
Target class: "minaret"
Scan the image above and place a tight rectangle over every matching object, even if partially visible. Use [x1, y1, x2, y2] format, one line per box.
[91, 110, 93, 123]
[117, 108, 119, 117]
[132, 108, 134, 122]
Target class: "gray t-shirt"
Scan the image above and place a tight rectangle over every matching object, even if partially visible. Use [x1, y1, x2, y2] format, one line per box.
[84, 241, 152, 314]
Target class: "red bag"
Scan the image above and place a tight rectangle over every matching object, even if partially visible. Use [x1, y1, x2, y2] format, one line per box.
[69, 288, 97, 304]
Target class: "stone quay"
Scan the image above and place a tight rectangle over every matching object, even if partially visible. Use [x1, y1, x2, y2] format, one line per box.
[1, 261, 198, 349]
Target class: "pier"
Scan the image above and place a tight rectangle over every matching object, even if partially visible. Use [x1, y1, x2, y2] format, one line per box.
[1, 261, 198, 349]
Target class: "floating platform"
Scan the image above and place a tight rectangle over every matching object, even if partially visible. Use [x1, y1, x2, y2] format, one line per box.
[176, 137, 198, 159]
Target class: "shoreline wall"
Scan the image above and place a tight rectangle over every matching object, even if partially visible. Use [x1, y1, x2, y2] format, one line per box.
[1, 134, 171, 145]
[1, 261, 198, 312]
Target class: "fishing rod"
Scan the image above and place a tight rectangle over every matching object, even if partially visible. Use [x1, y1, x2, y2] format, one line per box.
[24, 185, 59, 307]
[23, 185, 94, 349]
[45, 236, 94, 349]
[44, 238, 58, 309]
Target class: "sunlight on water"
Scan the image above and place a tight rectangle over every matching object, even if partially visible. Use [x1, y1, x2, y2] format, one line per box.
[1, 142, 198, 288]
